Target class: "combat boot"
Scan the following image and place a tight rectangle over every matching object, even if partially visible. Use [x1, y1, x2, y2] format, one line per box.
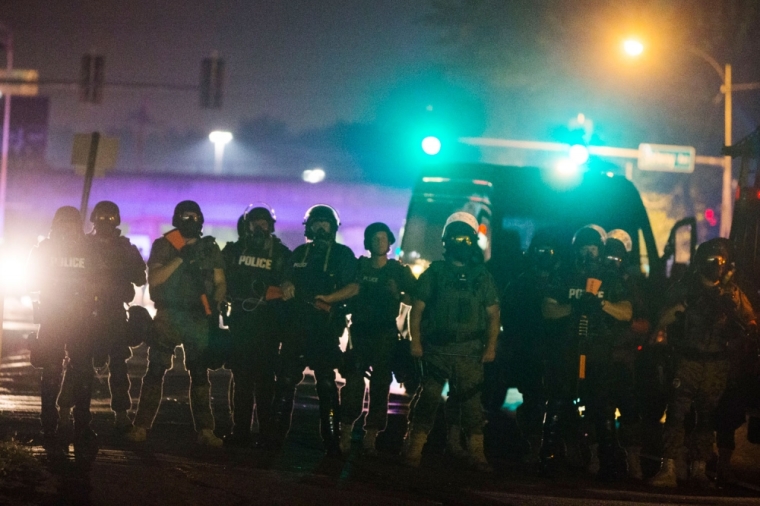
[126, 425, 147, 442]
[648, 458, 678, 488]
[362, 428, 379, 457]
[689, 460, 714, 489]
[717, 449, 737, 485]
[403, 430, 428, 467]
[339, 424, 353, 455]
[197, 429, 223, 447]
[447, 425, 468, 459]
[467, 434, 493, 472]
[625, 446, 643, 480]
[675, 447, 689, 481]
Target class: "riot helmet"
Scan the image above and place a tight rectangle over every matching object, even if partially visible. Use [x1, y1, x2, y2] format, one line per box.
[90, 200, 120, 235]
[528, 229, 560, 272]
[442, 211, 479, 263]
[303, 204, 340, 241]
[242, 203, 276, 247]
[572, 224, 606, 266]
[172, 200, 204, 239]
[50, 206, 83, 242]
[604, 229, 632, 269]
[363, 222, 395, 255]
[694, 238, 733, 285]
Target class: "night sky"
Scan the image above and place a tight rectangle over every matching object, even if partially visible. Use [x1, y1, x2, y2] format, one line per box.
[3, 0, 760, 166]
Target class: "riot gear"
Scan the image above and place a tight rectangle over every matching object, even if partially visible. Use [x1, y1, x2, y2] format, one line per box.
[363, 222, 395, 253]
[607, 229, 633, 253]
[605, 238, 628, 268]
[90, 200, 121, 234]
[172, 200, 204, 238]
[528, 230, 560, 272]
[303, 204, 340, 240]
[573, 224, 606, 267]
[695, 238, 733, 284]
[442, 212, 479, 264]
[244, 203, 276, 231]
[50, 206, 83, 242]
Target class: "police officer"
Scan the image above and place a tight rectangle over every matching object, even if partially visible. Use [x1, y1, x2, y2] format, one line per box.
[58, 201, 146, 433]
[279, 204, 357, 455]
[501, 229, 561, 464]
[127, 201, 227, 447]
[222, 204, 291, 447]
[540, 225, 632, 478]
[604, 230, 648, 480]
[336, 222, 415, 456]
[649, 238, 756, 488]
[404, 212, 500, 471]
[27, 206, 99, 453]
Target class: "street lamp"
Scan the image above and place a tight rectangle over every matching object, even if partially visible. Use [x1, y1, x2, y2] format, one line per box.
[623, 39, 752, 238]
[209, 130, 232, 175]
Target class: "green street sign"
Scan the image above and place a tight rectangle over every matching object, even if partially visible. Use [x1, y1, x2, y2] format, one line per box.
[638, 143, 695, 173]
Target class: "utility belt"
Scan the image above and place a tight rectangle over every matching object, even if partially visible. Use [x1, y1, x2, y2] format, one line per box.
[675, 347, 728, 362]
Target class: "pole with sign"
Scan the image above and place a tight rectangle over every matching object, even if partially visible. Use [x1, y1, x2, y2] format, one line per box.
[71, 132, 119, 220]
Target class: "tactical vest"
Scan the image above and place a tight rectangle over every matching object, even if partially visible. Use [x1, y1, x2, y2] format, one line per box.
[224, 237, 287, 301]
[352, 257, 405, 328]
[421, 261, 489, 344]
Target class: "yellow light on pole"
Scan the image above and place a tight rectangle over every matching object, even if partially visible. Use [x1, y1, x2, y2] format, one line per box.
[623, 38, 644, 57]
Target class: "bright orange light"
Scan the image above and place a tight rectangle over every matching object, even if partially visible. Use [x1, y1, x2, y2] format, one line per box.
[623, 38, 644, 57]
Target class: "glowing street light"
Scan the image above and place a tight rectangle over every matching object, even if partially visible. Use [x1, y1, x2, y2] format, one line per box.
[622, 38, 644, 57]
[302, 167, 326, 183]
[568, 144, 590, 165]
[421, 136, 442, 156]
[209, 130, 232, 174]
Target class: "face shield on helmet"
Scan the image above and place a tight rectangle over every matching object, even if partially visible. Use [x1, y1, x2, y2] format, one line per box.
[572, 224, 606, 266]
[604, 238, 628, 269]
[243, 202, 276, 246]
[90, 200, 120, 235]
[694, 238, 732, 284]
[442, 212, 479, 263]
[303, 204, 340, 243]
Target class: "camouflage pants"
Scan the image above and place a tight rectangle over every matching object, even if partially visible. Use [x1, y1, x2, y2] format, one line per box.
[133, 309, 214, 432]
[410, 340, 485, 436]
[662, 357, 729, 461]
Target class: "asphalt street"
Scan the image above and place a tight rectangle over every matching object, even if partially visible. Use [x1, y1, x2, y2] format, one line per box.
[1, 329, 760, 505]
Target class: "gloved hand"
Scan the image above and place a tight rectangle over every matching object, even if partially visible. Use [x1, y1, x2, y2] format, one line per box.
[578, 292, 602, 314]
[179, 242, 203, 264]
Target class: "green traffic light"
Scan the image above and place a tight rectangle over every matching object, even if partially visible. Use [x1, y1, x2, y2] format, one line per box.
[421, 136, 442, 156]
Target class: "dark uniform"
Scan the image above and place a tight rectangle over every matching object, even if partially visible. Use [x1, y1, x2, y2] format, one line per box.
[59, 202, 146, 428]
[340, 251, 415, 452]
[129, 201, 226, 446]
[501, 232, 559, 462]
[279, 205, 356, 453]
[540, 226, 631, 478]
[28, 206, 99, 450]
[222, 214, 291, 446]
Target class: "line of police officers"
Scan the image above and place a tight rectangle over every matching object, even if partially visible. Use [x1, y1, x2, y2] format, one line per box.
[28, 200, 757, 487]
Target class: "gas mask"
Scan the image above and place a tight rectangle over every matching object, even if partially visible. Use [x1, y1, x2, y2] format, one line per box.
[445, 235, 474, 263]
[177, 215, 203, 239]
[93, 215, 119, 236]
[246, 223, 269, 248]
[699, 255, 727, 284]
[534, 246, 556, 271]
